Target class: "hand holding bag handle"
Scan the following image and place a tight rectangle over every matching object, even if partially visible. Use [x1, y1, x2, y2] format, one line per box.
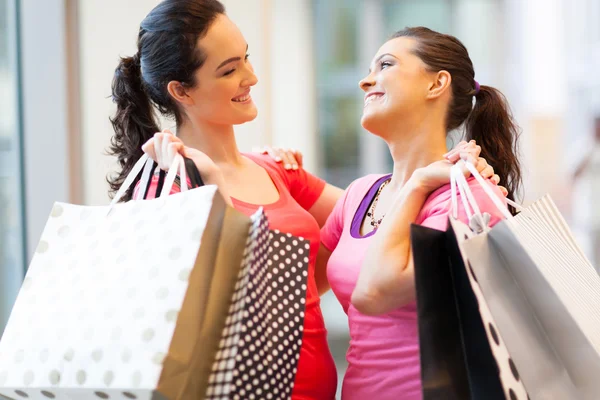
[108, 153, 189, 215]
[136, 157, 205, 200]
[450, 160, 522, 228]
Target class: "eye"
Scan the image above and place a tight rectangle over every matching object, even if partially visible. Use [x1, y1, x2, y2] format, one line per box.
[380, 60, 393, 69]
[245, 53, 250, 61]
[223, 68, 236, 76]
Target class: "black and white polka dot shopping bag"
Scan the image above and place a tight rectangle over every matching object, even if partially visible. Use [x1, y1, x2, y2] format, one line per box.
[0, 154, 308, 400]
[204, 209, 309, 400]
[413, 162, 600, 399]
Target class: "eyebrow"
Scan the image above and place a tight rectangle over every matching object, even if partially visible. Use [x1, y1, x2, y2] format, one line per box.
[368, 53, 399, 73]
[216, 44, 249, 71]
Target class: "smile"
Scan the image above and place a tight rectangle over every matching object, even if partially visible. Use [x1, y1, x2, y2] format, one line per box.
[232, 91, 252, 103]
[364, 92, 384, 107]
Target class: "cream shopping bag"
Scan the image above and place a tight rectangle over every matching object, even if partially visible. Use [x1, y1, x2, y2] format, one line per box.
[0, 154, 251, 400]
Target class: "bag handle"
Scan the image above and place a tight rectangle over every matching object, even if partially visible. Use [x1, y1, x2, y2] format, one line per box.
[450, 160, 523, 224]
[107, 153, 189, 215]
[134, 156, 205, 201]
[134, 157, 157, 201]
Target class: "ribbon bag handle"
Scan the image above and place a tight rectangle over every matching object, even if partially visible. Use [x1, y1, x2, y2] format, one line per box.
[450, 160, 523, 226]
[107, 153, 189, 215]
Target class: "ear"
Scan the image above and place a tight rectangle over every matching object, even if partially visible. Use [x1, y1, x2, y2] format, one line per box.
[167, 81, 194, 106]
[426, 70, 452, 99]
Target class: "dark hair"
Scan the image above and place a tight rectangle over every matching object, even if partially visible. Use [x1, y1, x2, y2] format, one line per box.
[108, 0, 226, 201]
[392, 27, 522, 212]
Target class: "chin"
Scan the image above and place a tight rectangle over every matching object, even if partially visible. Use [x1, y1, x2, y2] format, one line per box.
[232, 106, 258, 125]
[360, 113, 386, 137]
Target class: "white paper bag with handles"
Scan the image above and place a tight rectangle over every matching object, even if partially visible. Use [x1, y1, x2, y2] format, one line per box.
[0, 152, 311, 400]
[0, 154, 251, 400]
[448, 161, 600, 400]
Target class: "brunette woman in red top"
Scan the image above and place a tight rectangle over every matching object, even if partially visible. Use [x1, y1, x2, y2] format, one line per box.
[108, 1, 340, 398]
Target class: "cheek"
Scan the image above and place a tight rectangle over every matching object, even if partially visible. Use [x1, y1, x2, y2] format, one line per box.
[383, 77, 407, 105]
[194, 81, 236, 113]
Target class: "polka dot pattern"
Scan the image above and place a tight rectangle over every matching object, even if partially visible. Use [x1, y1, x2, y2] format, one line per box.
[0, 187, 223, 399]
[205, 210, 309, 399]
[450, 219, 529, 400]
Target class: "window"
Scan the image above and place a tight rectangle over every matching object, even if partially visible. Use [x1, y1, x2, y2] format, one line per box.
[313, 0, 363, 188]
[0, 0, 26, 334]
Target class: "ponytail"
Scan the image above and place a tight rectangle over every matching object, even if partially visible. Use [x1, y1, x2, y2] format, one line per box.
[107, 54, 160, 201]
[465, 85, 522, 214]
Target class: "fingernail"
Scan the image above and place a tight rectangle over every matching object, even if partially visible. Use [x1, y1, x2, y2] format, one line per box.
[292, 164, 298, 170]
[284, 163, 292, 170]
[275, 157, 282, 162]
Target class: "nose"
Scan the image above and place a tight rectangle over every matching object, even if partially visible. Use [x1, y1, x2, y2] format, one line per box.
[359, 72, 375, 92]
[242, 60, 258, 87]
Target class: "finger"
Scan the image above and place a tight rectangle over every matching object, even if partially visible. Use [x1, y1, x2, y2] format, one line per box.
[166, 142, 179, 168]
[499, 186, 508, 197]
[448, 140, 475, 155]
[446, 146, 469, 162]
[158, 134, 171, 170]
[279, 150, 295, 170]
[161, 133, 170, 166]
[443, 141, 468, 158]
[474, 157, 488, 172]
[154, 133, 164, 167]
[480, 165, 494, 179]
[491, 174, 501, 185]
[460, 162, 472, 179]
[459, 141, 478, 155]
[459, 149, 479, 165]
[445, 151, 461, 163]
[170, 134, 183, 145]
[141, 138, 157, 162]
[267, 147, 282, 162]
[282, 148, 299, 169]
[294, 149, 303, 169]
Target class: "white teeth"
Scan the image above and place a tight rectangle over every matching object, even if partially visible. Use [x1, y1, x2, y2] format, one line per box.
[364, 94, 382, 106]
[233, 94, 250, 102]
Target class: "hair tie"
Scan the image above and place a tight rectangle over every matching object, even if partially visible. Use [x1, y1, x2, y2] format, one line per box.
[474, 80, 480, 95]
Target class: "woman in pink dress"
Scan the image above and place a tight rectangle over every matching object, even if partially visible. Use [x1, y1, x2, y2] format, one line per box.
[319, 27, 522, 399]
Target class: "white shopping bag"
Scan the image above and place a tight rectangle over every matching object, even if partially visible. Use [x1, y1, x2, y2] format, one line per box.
[449, 162, 600, 400]
[0, 154, 251, 400]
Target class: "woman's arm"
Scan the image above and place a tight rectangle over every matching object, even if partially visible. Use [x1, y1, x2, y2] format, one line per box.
[308, 184, 344, 228]
[315, 244, 334, 295]
[352, 142, 496, 315]
[351, 177, 428, 315]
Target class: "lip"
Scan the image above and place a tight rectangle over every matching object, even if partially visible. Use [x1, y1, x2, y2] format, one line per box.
[364, 91, 385, 101]
[232, 89, 252, 104]
[364, 91, 385, 107]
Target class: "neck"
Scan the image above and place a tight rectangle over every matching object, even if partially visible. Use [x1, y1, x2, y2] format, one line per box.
[384, 116, 448, 192]
[176, 119, 243, 167]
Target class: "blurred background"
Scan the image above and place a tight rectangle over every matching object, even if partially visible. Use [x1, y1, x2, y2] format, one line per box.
[1, 0, 599, 396]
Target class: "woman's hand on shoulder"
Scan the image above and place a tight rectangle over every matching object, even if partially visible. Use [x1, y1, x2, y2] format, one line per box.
[254, 145, 303, 170]
[411, 140, 507, 196]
